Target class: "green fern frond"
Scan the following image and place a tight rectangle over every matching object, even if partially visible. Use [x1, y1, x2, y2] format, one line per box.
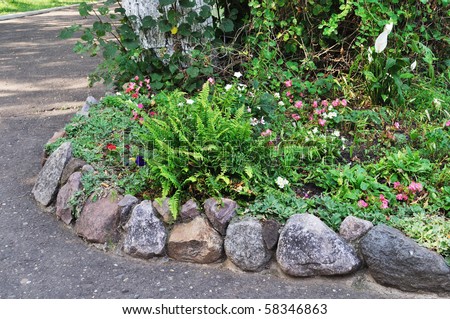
[169, 190, 181, 220]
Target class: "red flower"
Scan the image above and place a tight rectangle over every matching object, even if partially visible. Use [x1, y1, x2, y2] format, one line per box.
[107, 143, 117, 151]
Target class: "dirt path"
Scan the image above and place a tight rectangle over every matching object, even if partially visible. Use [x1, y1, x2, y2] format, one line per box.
[0, 7, 443, 299]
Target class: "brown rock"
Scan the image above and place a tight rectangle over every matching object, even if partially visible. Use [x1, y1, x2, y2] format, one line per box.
[168, 216, 224, 263]
[180, 199, 200, 222]
[204, 198, 237, 235]
[47, 130, 66, 145]
[60, 158, 87, 186]
[56, 172, 82, 225]
[339, 216, 373, 242]
[75, 193, 123, 243]
[153, 197, 173, 223]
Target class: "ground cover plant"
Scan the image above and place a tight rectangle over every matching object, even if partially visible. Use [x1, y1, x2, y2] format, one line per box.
[56, 0, 450, 264]
[0, 0, 95, 15]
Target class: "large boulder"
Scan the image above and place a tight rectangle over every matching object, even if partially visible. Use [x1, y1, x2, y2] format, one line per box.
[75, 193, 123, 243]
[225, 217, 271, 271]
[56, 172, 82, 225]
[361, 224, 450, 293]
[123, 201, 167, 258]
[276, 213, 362, 277]
[33, 142, 72, 207]
[204, 198, 237, 235]
[168, 216, 223, 263]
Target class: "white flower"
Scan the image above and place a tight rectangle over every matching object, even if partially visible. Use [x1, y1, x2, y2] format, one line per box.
[332, 130, 340, 137]
[410, 60, 417, 71]
[374, 30, 389, 53]
[274, 93, 280, 99]
[225, 84, 233, 91]
[312, 127, 319, 134]
[237, 83, 247, 91]
[384, 22, 394, 35]
[275, 176, 289, 189]
[250, 118, 259, 126]
[433, 98, 442, 107]
[278, 101, 285, 106]
[247, 107, 252, 113]
[260, 116, 265, 125]
[178, 102, 184, 106]
[186, 99, 194, 105]
[328, 111, 337, 118]
[234, 72, 243, 78]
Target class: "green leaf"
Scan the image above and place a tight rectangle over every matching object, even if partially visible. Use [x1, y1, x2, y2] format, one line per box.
[186, 66, 200, 78]
[159, 0, 176, 6]
[158, 19, 172, 33]
[141, 16, 157, 29]
[78, 3, 93, 17]
[199, 5, 212, 19]
[179, 0, 196, 8]
[178, 23, 192, 36]
[220, 18, 234, 33]
[360, 181, 369, 191]
[59, 25, 81, 39]
[385, 58, 396, 71]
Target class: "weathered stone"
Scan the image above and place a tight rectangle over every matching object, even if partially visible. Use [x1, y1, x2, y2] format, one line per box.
[56, 172, 82, 225]
[118, 194, 139, 226]
[225, 217, 271, 271]
[339, 216, 373, 242]
[262, 219, 281, 250]
[168, 216, 223, 263]
[180, 199, 200, 222]
[81, 164, 95, 174]
[33, 142, 72, 207]
[204, 198, 237, 235]
[123, 200, 167, 258]
[276, 213, 362, 277]
[75, 193, 123, 243]
[60, 158, 87, 186]
[153, 197, 173, 224]
[77, 96, 98, 116]
[361, 224, 450, 293]
[46, 130, 66, 145]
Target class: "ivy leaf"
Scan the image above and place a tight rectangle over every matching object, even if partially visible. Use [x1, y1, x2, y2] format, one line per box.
[179, 0, 196, 8]
[220, 18, 234, 33]
[178, 23, 192, 36]
[158, 19, 172, 33]
[141, 16, 157, 29]
[199, 5, 212, 19]
[159, 0, 176, 6]
[186, 66, 200, 78]
[78, 3, 93, 17]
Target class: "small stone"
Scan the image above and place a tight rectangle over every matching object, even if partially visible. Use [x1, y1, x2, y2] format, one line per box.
[60, 158, 87, 186]
[123, 201, 167, 259]
[168, 216, 223, 264]
[276, 213, 362, 277]
[339, 216, 373, 242]
[180, 199, 200, 222]
[153, 197, 173, 224]
[75, 193, 123, 243]
[225, 217, 271, 271]
[262, 219, 281, 250]
[118, 195, 139, 226]
[361, 224, 450, 293]
[46, 130, 66, 145]
[56, 172, 82, 225]
[204, 198, 237, 235]
[33, 142, 72, 207]
[77, 96, 98, 116]
[81, 164, 95, 173]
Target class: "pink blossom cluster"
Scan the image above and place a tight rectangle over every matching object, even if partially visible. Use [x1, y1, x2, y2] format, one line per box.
[125, 76, 151, 98]
[392, 181, 423, 202]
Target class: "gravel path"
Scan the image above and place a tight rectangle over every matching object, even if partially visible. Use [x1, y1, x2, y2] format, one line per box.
[0, 7, 443, 299]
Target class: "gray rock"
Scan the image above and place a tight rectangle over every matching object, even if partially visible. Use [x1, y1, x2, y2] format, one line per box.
[60, 158, 87, 186]
[81, 164, 95, 173]
[75, 193, 123, 243]
[123, 200, 167, 258]
[262, 219, 281, 250]
[204, 198, 237, 235]
[56, 172, 82, 225]
[168, 216, 223, 263]
[77, 96, 98, 116]
[276, 213, 362, 277]
[118, 194, 139, 226]
[339, 216, 373, 242]
[153, 197, 173, 224]
[180, 199, 200, 222]
[361, 224, 450, 293]
[33, 142, 72, 207]
[225, 217, 271, 271]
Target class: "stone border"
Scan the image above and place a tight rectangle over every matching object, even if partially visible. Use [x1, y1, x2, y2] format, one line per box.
[34, 97, 450, 295]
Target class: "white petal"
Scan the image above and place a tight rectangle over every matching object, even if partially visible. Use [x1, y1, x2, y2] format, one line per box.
[374, 31, 388, 53]
[410, 60, 417, 71]
[384, 22, 394, 35]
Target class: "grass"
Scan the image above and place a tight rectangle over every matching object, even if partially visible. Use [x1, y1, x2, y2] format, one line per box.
[0, 0, 96, 15]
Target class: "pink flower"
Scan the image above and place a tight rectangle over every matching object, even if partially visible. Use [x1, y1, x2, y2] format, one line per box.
[358, 200, 368, 208]
[313, 100, 318, 108]
[340, 99, 347, 107]
[139, 117, 144, 125]
[284, 80, 292, 88]
[137, 103, 144, 109]
[379, 194, 389, 209]
[321, 100, 329, 107]
[332, 99, 340, 107]
[134, 76, 139, 81]
[445, 120, 450, 127]
[318, 119, 326, 126]
[132, 110, 138, 120]
[260, 129, 272, 137]
[207, 77, 215, 85]
[145, 78, 150, 84]
[396, 193, 408, 201]
[309, 115, 314, 121]
[408, 182, 423, 193]
[149, 111, 157, 117]
[291, 113, 300, 121]
[394, 122, 400, 129]
[294, 101, 303, 108]
[132, 93, 139, 99]
[286, 91, 292, 97]
[393, 182, 401, 190]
